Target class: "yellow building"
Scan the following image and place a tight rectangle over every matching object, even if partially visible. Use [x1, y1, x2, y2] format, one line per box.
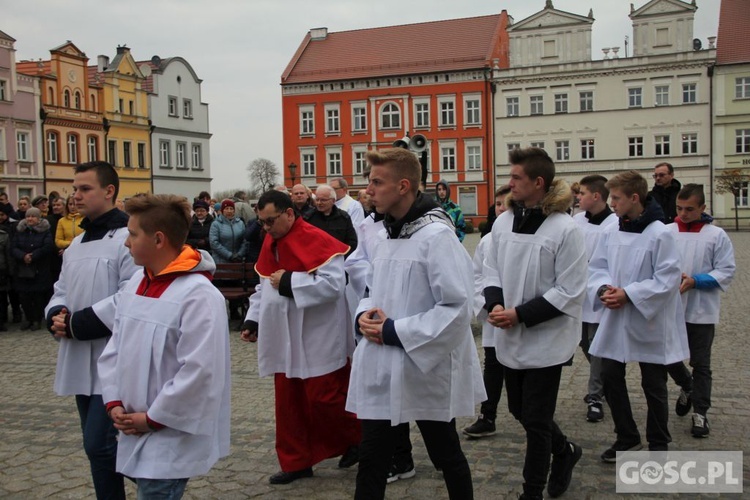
[94, 46, 152, 198]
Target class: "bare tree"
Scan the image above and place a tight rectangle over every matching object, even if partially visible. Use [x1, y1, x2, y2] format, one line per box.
[715, 168, 750, 231]
[247, 158, 280, 193]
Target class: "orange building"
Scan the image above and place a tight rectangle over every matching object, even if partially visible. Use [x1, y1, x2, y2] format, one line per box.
[281, 13, 510, 223]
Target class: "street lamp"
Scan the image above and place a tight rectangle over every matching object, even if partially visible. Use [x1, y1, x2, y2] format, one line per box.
[288, 161, 298, 186]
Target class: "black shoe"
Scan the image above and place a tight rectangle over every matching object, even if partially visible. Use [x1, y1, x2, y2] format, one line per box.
[601, 441, 642, 463]
[676, 389, 692, 416]
[691, 413, 710, 438]
[462, 415, 496, 438]
[586, 398, 604, 422]
[30, 322, 41, 331]
[337, 445, 359, 468]
[20, 321, 33, 331]
[547, 441, 582, 498]
[269, 467, 313, 484]
[519, 493, 544, 500]
[386, 461, 416, 484]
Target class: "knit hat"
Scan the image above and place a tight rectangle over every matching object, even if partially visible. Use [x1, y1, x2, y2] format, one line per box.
[25, 207, 42, 218]
[31, 195, 49, 207]
[220, 199, 235, 212]
[193, 200, 210, 211]
[0, 203, 13, 216]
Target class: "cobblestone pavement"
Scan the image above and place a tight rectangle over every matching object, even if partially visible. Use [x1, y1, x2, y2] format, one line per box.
[1, 232, 748, 499]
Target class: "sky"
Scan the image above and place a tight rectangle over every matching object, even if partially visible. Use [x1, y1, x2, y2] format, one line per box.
[5, 0, 720, 193]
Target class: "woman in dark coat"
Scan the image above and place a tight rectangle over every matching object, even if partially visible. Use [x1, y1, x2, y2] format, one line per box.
[187, 200, 214, 252]
[11, 207, 54, 330]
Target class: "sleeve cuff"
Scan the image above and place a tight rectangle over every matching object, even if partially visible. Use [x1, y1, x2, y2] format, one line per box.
[354, 311, 365, 337]
[106, 400, 124, 416]
[483, 286, 504, 312]
[278, 271, 294, 298]
[693, 273, 720, 290]
[145, 413, 165, 431]
[241, 319, 258, 333]
[69, 307, 112, 341]
[516, 297, 564, 328]
[381, 318, 403, 349]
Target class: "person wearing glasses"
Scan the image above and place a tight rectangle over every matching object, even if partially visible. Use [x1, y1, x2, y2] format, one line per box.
[304, 184, 358, 257]
[648, 162, 681, 223]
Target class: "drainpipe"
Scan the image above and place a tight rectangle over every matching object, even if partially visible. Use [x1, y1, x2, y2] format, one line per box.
[149, 119, 155, 194]
[39, 105, 48, 193]
[708, 63, 715, 214]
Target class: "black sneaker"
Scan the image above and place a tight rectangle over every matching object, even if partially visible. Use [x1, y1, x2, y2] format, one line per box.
[386, 461, 416, 484]
[337, 445, 359, 468]
[547, 441, 582, 498]
[269, 467, 313, 484]
[586, 398, 604, 422]
[601, 441, 642, 463]
[462, 416, 496, 438]
[691, 413, 710, 438]
[675, 389, 692, 417]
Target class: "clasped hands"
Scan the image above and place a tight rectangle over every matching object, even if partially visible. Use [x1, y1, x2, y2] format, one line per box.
[269, 269, 285, 290]
[109, 407, 152, 436]
[50, 307, 69, 339]
[358, 307, 387, 345]
[487, 305, 518, 329]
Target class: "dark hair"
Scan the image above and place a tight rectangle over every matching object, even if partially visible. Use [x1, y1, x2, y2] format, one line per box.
[198, 191, 211, 200]
[677, 183, 705, 205]
[75, 161, 120, 202]
[125, 194, 191, 249]
[495, 185, 511, 197]
[580, 174, 610, 200]
[257, 189, 294, 212]
[509, 147, 555, 191]
[654, 162, 674, 175]
[606, 170, 648, 205]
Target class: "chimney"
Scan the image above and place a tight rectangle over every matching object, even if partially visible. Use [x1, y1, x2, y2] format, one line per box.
[97, 55, 109, 72]
[310, 27, 328, 41]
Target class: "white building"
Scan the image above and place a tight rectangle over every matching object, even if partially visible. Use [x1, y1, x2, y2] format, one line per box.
[142, 56, 212, 199]
[493, 0, 716, 205]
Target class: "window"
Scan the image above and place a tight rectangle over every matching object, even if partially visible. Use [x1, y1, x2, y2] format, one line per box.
[123, 141, 131, 167]
[439, 99, 455, 127]
[682, 133, 698, 155]
[353, 149, 367, 175]
[530, 95, 544, 115]
[457, 186, 477, 215]
[465, 98, 481, 125]
[74, 91, 81, 109]
[108, 139, 117, 165]
[581, 139, 595, 160]
[682, 83, 696, 104]
[183, 99, 192, 118]
[655, 135, 671, 156]
[138, 143, 146, 168]
[0, 80, 6, 101]
[628, 88, 642, 108]
[64, 89, 70, 108]
[579, 91, 593, 112]
[736, 129, 750, 153]
[543, 39, 557, 58]
[325, 105, 340, 133]
[90, 95, 96, 111]
[300, 107, 314, 135]
[656, 27, 669, 46]
[655, 85, 669, 106]
[628, 137, 644, 157]
[466, 143, 481, 170]
[47, 132, 58, 163]
[0, 129, 6, 160]
[191, 144, 201, 169]
[176, 143, 186, 169]
[168, 96, 178, 116]
[159, 140, 170, 167]
[736, 78, 750, 99]
[555, 140, 570, 161]
[506, 97, 519, 117]
[67, 134, 78, 164]
[88, 137, 98, 162]
[735, 181, 749, 207]
[17, 131, 31, 160]
[352, 105, 367, 132]
[530, 141, 545, 150]
[415, 101, 430, 128]
[507, 142, 520, 154]
[129, 101, 134, 115]
[301, 151, 315, 176]
[440, 145, 456, 171]
[380, 103, 400, 129]
[328, 151, 342, 175]
[118, 99, 124, 114]
[554, 93, 568, 114]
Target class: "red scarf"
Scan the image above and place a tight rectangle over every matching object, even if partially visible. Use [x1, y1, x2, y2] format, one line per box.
[674, 216, 707, 233]
[255, 217, 349, 277]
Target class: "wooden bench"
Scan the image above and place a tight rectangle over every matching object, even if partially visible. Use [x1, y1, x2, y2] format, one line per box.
[213, 261, 258, 319]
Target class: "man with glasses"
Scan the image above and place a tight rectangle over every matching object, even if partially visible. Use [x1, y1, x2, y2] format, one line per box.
[240, 190, 361, 485]
[648, 162, 681, 223]
[304, 184, 357, 257]
[331, 177, 365, 228]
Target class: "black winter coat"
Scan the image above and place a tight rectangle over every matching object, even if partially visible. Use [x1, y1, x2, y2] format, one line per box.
[11, 219, 54, 291]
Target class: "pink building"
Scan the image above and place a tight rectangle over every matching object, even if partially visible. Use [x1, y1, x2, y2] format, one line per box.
[0, 30, 43, 205]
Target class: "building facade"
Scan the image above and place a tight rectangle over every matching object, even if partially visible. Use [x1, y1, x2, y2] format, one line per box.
[281, 14, 511, 223]
[143, 56, 212, 199]
[493, 0, 715, 208]
[0, 31, 43, 204]
[17, 41, 105, 199]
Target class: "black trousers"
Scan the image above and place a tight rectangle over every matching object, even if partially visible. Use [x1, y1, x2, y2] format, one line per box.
[355, 419, 472, 500]
[19, 291, 44, 323]
[503, 363, 568, 498]
[601, 358, 670, 450]
[480, 347, 504, 421]
[666, 323, 715, 415]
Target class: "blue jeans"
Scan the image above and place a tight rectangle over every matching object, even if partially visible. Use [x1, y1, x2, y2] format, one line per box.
[75, 394, 125, 500]
[137, 478, 189, 500]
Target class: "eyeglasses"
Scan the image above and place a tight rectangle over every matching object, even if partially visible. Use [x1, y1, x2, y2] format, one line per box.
[316, 197, 334, 203]
[258, 214, 283, 228]
[653, 173, 669, 179]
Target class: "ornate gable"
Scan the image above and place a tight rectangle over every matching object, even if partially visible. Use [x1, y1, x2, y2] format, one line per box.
[508, 4, 593, 32]
[630, 0, 697, 20]
[50, 41, 87, 59]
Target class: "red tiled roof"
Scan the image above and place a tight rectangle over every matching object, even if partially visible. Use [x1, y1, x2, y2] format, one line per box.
[87, 66, 103, 87]
[717, 0, 750, 65]
[282, 14, 506, 84]
[135, 60, 161, 94]
[16, 60, 52, 77]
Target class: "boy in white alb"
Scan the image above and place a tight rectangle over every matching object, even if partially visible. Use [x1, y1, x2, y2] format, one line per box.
[98, 194, 231, 499]
[665, 184, 735, 437]
[573, 175, 619, 423]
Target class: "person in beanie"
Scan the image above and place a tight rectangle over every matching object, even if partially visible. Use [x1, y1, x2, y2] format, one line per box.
[187, 200, 214, 252]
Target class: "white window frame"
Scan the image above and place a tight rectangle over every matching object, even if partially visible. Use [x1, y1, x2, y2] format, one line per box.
[352, 145, 368, 176]
[176, 142, 187, 169]
[122, 140, 131, 168]
[457, 186, 478, 216]
[168, 96, 178, 116]
[439, 140, 457, 171]
[465, 139, 482, 170]
[736, 181, 749, 207]
[325, 103, 340, 134]
[87, 136, 98, 162]
[555, 140, 570, 161]
[628, 87, 642, 108]
[507, 142, 520, 155]
[530, 141, 545, 150]
[16, 131, 30, 161]
[68, 134, 78, 164]
[0, 80, 7, 101]
[655, 135, 671, 156]
[628, 137, 644, 158]
[506, 96, 519, 117]
[0, 129, 5, 161]
[379, 102, 401, 130]
[191, 144, 201, 169]
[300, 148, 316, 177]
[682, 133, 698, 155]
[47, 132, 58, 163]
[554, 93, 568, 114]
[463, 95, 481, 126]
[530, 95, 544, 115]
[735, 77, 750, 99]
[655, 85, 670, 106]
[351, 102, 367, 132]
[682, 83, 697, 104]
[581, 139, 595, 160]
[736, 129, 750, 153]
[108, 139, 117, 166]
[579, 91, 594, 112]
[327, 147, 342, 175]
[300, 105, 315, 135]
[183, 98, 193, 118]
[438, 96, 456, 127]
[159, 140, 170, 167]
[414, 98, 430, 128]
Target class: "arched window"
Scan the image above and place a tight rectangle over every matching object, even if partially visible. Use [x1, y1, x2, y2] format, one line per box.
[380, 102, 401, 129]
[74, 91, 81, 109]
[67, 133, 78, 164]
[64, 89, 70, 108]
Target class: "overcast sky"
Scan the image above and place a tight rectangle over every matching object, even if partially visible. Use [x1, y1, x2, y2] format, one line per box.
[6, 0, 719, 193]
